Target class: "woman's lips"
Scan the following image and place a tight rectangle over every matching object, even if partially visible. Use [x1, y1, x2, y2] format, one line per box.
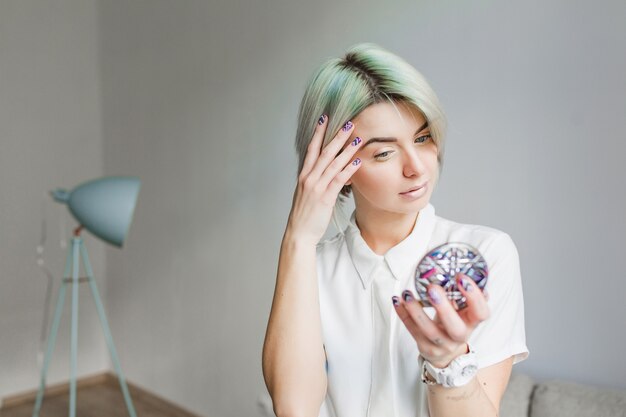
[399, 182, 428, 199]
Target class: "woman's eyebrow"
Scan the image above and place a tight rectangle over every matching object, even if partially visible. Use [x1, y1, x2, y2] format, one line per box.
[361, 121, 429, 148]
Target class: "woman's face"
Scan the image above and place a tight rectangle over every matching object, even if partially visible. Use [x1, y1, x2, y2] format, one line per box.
[346, 101, 439, 216]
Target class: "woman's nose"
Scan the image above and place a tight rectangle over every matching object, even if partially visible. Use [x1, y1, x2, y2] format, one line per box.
[403, 150, 426, 177]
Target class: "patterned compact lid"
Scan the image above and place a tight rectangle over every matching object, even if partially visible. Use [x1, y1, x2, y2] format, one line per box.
[415, 242, 488, 310]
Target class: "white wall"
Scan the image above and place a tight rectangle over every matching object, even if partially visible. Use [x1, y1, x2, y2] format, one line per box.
[0, 0, 108, 403]
[98, 0, 626, 415]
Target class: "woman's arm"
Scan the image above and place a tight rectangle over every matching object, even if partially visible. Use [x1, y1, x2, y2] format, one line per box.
[262, 233, 327, 417]
[426, 356, 514, 417]
[262, 115, 364, 417]
[394, 275, 508, 416]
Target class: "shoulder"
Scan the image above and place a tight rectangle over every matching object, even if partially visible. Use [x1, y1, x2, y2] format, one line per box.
[433, 214, 506, 241]
[316, 231, 346, 256]
[432, 216, 523, 305]
[314, 232, 352, 284]
[431, 215, 518, 261]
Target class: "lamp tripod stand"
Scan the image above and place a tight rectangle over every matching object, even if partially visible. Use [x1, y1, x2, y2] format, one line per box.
[33, 226, 137, 417]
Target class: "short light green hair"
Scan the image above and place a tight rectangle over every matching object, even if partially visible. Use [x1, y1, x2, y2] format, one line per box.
[294, 43, 447, 230]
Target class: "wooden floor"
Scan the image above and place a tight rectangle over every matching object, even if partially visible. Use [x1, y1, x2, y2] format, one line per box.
[0, 373, 201, 417]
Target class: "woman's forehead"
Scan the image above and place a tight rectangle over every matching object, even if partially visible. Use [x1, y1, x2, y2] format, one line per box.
[354, 101, 426, 134]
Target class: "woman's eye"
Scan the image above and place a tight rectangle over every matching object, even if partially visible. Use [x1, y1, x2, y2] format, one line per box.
[374, 151, 392, 160]
[415, 134, 432, 143]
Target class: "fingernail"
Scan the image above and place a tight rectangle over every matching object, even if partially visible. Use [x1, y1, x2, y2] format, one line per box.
[428, 288, 441, 305]
[402, 290, 414, 302]
[318, 114, 326, 125]
[351, 137, 361, 146]
[391, 296, 400, 306]
[352, 158, 361, 166]
[459, 276, 474, 292]
[342, 121, 353, 131]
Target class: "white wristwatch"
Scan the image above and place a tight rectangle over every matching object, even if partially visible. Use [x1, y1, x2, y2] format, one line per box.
[418, 345, 478, 388]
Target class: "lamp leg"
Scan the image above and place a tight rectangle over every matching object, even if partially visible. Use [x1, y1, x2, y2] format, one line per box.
[32, 246, 74, 417]
[79, 240, 138, 417]
[69, 238, 81, 417]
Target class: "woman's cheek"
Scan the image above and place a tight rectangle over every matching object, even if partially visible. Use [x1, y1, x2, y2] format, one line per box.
[351, 164, 380, 189]
[364, 166, 392, 189]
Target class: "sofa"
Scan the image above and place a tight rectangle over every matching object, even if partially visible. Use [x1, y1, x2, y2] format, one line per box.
[257, 373, 626, 416]
[501, 372, 626, 417]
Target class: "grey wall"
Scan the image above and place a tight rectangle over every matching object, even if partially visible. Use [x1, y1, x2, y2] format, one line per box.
[99, 0, 626, 415]
[1, 0, 625, 416]
[0, 0, 109, 403]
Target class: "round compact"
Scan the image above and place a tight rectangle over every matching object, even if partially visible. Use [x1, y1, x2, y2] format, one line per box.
[415, 242, 488, 310]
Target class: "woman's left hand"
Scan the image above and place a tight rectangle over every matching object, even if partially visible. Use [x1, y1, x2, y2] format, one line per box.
[392, 274, 490, 368]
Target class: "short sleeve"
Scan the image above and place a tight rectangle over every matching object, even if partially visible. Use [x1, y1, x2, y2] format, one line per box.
[468, 233, 529, 369]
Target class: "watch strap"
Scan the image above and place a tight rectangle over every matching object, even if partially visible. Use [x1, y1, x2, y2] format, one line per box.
[418, 344, 477, 388]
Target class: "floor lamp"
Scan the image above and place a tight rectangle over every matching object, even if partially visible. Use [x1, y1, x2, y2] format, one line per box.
[33, 176, 141, 417]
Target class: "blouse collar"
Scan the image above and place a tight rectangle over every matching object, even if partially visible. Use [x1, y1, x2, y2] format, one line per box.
[345, 203, 437, 290]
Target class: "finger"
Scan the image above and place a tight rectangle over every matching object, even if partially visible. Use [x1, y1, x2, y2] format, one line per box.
[395, 292, 454, 350]
[456, 274, 491, 328]
[426, 285, 468, 343]
[392, 296, 432, 347]
[307, 120, 355, 181]
[299, 114, 328, 177]
[325, 154, 362, 197]
[319, 134, 364, 185]
[322, 135, 364, 194]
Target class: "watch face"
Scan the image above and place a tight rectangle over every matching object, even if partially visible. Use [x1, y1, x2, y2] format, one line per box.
[415, 242, 488, 310]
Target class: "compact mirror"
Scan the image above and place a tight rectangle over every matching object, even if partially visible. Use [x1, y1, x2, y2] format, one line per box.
[415, 242, 488, 310]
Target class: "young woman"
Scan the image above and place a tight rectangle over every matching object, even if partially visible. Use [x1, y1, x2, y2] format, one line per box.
[262, 43, 528, 417]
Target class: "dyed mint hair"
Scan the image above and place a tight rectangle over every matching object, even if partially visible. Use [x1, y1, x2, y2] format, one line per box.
[294, 43, 447, 234]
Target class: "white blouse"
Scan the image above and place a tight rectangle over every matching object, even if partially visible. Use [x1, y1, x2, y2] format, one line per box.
[316, 203, 529, 417]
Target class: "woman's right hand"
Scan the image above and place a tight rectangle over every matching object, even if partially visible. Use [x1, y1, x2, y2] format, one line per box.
[285, 115, 365, 245]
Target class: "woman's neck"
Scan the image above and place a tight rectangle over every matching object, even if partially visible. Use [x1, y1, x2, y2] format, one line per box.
[354, 209, 420, 256]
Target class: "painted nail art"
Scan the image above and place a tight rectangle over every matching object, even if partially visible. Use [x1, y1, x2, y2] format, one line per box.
[402, 290, 414, 302]
[318, 115, 326, 125]
[428, 288, 441, 305]
[342, 121, 353, 131]
[352, 158, 361, 166]
[460, 277, 474, 292]
[351, 137, 362, 146]
[391, 296, 400, 306]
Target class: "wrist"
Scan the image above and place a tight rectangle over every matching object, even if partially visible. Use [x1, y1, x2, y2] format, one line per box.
[419, 343, 477, 388]
[429, 343, 470, 369]
[426, 373, 479, 395]
[282, 229, 319, 251]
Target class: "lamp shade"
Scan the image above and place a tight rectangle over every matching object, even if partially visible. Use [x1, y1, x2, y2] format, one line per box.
[51, 176, 140, 247]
